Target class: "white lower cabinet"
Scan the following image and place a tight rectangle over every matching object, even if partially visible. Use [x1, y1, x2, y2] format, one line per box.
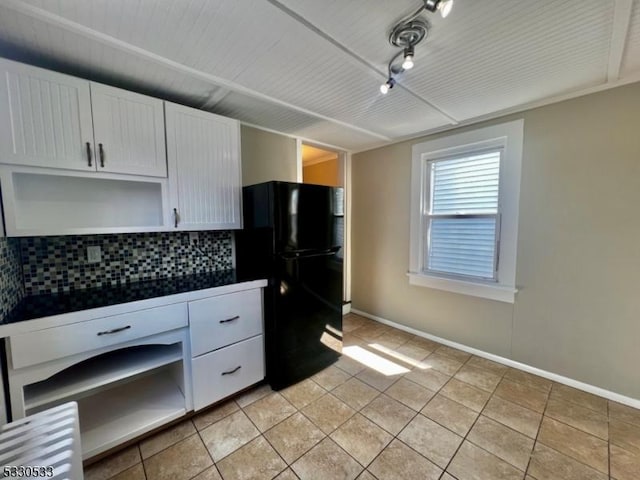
[2, 281, 266, 460]
[188, 287, 265, 411]
[6, 302, 193, 460]
[192, 335, 265, 411]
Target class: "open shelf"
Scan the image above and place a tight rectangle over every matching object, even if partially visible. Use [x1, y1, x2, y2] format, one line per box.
[76, 370, 186, 459]
[24, 344, 182, 410]
[6, 170, 166, 236]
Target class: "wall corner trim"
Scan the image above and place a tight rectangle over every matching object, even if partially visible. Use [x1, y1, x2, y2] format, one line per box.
[351, 308, 640, 410]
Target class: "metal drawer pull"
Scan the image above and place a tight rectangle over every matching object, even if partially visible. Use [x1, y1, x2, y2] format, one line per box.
[97, 325, 131, 336]
[86, 142, 92, 167]
[98, 143, 105, 167]
[221, 366, 242, 376]
[219, 315, 240, 324]
[174, 208, 179, 228]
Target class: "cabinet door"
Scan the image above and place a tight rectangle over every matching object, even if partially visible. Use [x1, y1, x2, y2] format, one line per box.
[166, 102, 242, 230]
[91, 83, 167, 177]
[0, 58, 95, 171]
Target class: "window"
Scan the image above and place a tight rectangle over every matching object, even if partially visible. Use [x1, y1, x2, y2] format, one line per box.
[426, 150, 501, 280]
[409, 120, 524, 303]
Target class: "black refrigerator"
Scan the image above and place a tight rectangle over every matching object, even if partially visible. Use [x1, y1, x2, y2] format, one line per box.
[236, 181, 343, 390]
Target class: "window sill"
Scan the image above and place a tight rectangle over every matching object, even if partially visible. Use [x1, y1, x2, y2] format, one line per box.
[407, 272, 517, 303]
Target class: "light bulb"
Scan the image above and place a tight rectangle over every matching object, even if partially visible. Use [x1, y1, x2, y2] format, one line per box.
[438, 0, 453, 18]
[402, 54, 414, 70]
[380, 78, 395, 94]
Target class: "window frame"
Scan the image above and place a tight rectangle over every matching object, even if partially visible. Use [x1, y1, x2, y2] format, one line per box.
[409, 120, 524, 303]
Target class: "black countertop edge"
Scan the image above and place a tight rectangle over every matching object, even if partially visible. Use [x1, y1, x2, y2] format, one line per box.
[2, 270, 241, 325]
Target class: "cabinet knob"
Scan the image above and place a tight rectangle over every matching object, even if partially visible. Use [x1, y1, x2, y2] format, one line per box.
[98, 143, 105, 168]
[86, 142, 92, 167]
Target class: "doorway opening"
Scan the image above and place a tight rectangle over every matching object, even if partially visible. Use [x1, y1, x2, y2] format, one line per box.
[302, 144, 342, 187]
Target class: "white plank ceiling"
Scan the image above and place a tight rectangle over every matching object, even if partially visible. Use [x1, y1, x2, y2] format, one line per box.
[0, 0, 638, 152]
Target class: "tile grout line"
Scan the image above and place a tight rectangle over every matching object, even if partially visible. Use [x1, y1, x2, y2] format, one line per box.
[523, 379, 553, 477]
[436, 352, 489, 478]
[193, 417, 223, 480]
[607, 399, 611, 479]
[137, 444, 147, 480]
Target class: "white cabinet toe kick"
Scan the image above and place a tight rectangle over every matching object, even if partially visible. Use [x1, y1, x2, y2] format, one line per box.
[2, 281, 266, 461]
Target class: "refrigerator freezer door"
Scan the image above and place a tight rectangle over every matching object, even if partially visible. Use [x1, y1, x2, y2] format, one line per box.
[273, 183, 342, 253]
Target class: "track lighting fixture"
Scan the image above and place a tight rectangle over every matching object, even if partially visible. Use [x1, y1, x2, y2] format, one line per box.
[379, 0, 453, 94]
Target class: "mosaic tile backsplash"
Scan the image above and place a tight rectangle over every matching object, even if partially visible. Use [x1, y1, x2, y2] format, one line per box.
[21, 231, 234, 296]
[0, 237, 25, 320]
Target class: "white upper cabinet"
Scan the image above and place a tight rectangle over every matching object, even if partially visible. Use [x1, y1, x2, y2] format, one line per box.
[0, 59, 167, 177]
[0, 58, 94, 171]
[90, 83, 167, 177]
[166, 103, 242, 231]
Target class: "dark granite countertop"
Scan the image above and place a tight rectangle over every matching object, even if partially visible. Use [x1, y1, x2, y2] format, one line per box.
[3, 270, 239, 324]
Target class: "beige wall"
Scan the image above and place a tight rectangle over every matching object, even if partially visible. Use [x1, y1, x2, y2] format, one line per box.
[352, 82, 640, 399]
[241, 125, 297, 185]
[303, 158, 341, 187]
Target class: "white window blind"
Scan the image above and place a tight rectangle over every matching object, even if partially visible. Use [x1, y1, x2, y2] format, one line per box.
[425, 150, 502, 280]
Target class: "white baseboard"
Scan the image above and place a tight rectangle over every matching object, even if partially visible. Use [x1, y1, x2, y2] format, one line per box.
[351, 308, 640, 410]
[342, 302, 352, 315]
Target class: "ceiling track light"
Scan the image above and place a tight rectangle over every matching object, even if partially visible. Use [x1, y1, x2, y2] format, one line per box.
[424, 0, 454, 18]
[379, 0, 453, 95]
[379, 77, 395, 95]
[402, 46, 415, 70]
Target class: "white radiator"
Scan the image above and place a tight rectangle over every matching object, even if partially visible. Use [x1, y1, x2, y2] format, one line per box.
[0, 402, 83, 479]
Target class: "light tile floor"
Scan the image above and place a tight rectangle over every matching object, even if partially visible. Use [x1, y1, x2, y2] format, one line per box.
[84, 313, 640, 480]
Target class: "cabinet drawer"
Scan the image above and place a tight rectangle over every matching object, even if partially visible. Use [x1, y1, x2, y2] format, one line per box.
[192, 335, 264, 411]
[9, 303, 188, 369]
[189, 289, 262, 357]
